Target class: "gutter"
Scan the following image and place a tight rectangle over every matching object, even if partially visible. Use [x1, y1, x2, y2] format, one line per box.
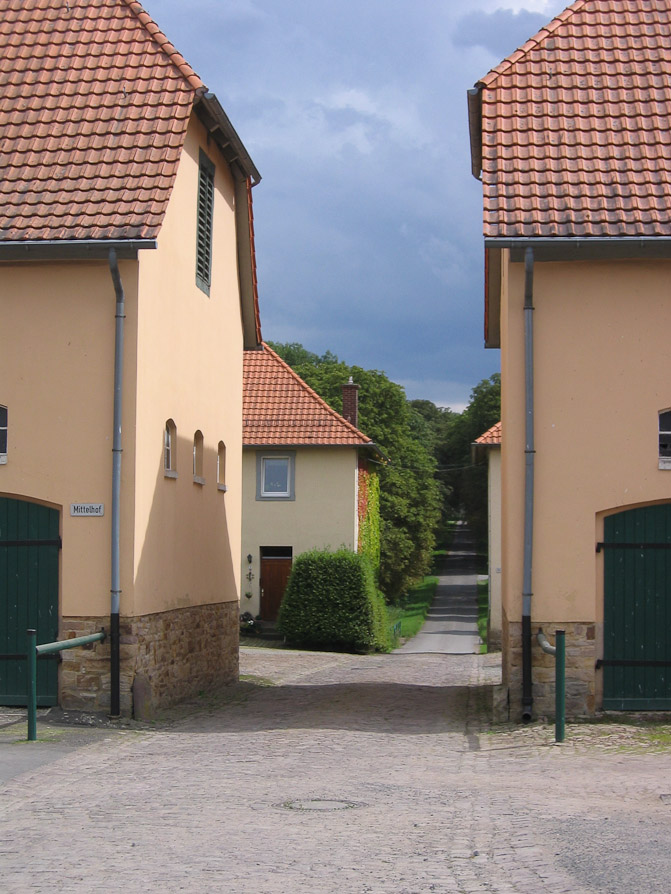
[0, 239, 156, 262]
[522, 246, 535, 721]
[108, 250, 125, 717]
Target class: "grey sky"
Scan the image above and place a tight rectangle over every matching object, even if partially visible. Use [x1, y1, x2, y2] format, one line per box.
[142, 0, 567, 410]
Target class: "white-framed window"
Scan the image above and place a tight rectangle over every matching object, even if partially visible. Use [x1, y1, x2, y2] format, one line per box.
[659, 410, 671, 470]
[256, 451, 295, 501]
[0, 405, 6, 464]
[217, 441, 227, 492]
[193, 430, 205, 484]
[164, 419, 177, 478]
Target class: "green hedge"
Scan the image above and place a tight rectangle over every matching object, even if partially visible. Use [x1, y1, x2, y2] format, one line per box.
[277, 548, 391, 652]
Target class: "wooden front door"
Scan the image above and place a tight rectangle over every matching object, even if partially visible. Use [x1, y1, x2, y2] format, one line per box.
[0, 498, 60, 706]
[260, 556, 292, 622]
[603, 504, 671, 709]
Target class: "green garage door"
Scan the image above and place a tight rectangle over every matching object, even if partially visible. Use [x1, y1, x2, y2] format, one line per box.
[0, 498, 59, 706]
[602, 504, 671, 710]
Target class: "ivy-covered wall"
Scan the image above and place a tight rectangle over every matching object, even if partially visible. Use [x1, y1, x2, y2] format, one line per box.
[358, 457, 380, 575]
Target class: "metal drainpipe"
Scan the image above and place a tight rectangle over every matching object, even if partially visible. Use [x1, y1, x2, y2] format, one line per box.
[108, 249, 124, 717]
[522, 246, 535, 721]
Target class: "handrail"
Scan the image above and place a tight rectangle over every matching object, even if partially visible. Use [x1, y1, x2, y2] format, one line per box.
[26, 628, 106, 741]
[536, 628, 565, 743]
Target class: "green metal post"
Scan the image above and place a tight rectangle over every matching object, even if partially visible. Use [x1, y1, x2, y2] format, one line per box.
[27, 629, 37, 742]
[555, 629, 566, 744]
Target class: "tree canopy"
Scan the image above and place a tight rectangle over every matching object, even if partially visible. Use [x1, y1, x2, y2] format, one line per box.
[268, 342, 441, 602]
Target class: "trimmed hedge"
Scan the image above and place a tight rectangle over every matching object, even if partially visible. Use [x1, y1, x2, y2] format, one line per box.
[277, 548, 391, 652]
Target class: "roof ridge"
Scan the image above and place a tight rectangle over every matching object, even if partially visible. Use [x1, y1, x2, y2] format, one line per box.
[478, 0, 589, 87]
[120, 0, 206, 95]
[260, 343, 373, 444]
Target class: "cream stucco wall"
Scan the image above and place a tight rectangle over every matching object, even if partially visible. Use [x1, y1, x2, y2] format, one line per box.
[501, 255, 671, 634]
[133, 117, 243, 616]
[0, 259, 139, 619]
[1, 114, 246, 624]
[487, 446, 502, 648]
[241, 446, 358, 616]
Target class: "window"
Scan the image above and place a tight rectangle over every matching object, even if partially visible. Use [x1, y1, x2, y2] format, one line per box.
[256, 451, 295, 500]
[217, 441, 227, 491]
[0, 405, 6, 464]
[659, 411, 671, 469]
[164, 419, 177, 477]
[196, 150, 215, 295]
[193, 430, 204, 484]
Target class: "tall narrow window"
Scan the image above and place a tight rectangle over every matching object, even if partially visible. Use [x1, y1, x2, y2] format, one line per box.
[193, 430, 204, 484]
[0, 405, 6, 464]
[196, 150, 215, 295]
[164, 419, 177, 477]
[217, 441, 227, 491]
[659, 410, 671, 469]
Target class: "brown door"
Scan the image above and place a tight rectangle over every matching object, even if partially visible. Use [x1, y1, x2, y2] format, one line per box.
[260, 557, 292, 621]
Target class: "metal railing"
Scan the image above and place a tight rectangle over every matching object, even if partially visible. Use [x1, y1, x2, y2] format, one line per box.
[26, 628, 106, 741]
[537, 628, 565, 743]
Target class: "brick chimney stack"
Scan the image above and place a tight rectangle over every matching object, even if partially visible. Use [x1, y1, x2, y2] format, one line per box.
[342, 376, 360, 428]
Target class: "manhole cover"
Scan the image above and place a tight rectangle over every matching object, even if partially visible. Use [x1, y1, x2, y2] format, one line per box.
[280, 798, 365, 811]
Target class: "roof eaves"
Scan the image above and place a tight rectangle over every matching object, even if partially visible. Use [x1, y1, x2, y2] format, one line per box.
[0, 239, 157, 261]
[485, 237, 671, 264]
[196, 93, 261, 185]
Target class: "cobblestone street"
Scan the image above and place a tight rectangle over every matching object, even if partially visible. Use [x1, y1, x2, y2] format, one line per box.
[1, 648, 671, 893]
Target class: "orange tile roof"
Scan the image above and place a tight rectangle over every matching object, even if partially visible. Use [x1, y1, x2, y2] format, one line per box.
[243, 345, 375, 448]
[473, 0, 671, 238]
[0, 0, 253, 243]
[475, 421, 501, 446]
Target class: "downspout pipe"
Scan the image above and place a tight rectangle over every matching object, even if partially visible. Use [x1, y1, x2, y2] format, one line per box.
[522, 246, 535, 721]
[108, 249, 124, 717]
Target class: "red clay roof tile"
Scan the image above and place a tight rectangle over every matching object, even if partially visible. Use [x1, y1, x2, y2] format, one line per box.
[475, 421, 502, 446]
[243, 345, 374, 448]
[0, 0, 206, 242]
[474, 0, 671, 238]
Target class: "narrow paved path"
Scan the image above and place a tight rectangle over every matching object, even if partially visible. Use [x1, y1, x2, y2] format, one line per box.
[2, 649, 671, 893]
[398, 523, 481, 654]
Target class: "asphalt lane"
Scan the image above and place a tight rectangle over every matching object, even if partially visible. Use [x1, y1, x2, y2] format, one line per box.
[398, 524, 481, 654]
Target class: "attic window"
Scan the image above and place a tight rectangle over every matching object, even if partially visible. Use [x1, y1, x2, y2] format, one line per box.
[196, 150, 215, 295]
[659, 410, 671, 469]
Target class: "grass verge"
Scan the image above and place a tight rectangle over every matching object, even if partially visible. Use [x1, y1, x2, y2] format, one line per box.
[387, 575, 438, 645]
[477, 578, 488, 654]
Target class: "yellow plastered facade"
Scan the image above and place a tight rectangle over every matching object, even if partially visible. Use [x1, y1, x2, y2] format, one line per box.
[1, 114, 246, 709]
[500, 252, 671, 709]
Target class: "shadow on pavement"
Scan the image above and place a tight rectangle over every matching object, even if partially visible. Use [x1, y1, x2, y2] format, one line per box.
[170, 679, 493, 738]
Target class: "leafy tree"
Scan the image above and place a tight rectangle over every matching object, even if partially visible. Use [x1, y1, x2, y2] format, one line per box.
[270, 343, 441, 602]
[436, 374, 501, 547]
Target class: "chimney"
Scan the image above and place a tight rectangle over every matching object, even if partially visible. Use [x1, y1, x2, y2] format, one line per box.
[342, 376, 360, 428]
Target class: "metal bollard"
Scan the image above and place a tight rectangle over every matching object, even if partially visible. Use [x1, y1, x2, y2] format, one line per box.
[27, 629, 37, 741]
[537, 628, 566, 743]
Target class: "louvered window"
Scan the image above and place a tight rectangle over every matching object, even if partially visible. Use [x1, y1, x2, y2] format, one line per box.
[659, 410, 671, 469]
[0, 405, 6, 464]
[196, 150, 215, 295]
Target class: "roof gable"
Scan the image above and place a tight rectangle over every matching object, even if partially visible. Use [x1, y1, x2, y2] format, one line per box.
[0, 0, 257, 244]
[475, 421, 501, 446]
[243, 345, 375, 448]
[472, 0, 671, 239]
